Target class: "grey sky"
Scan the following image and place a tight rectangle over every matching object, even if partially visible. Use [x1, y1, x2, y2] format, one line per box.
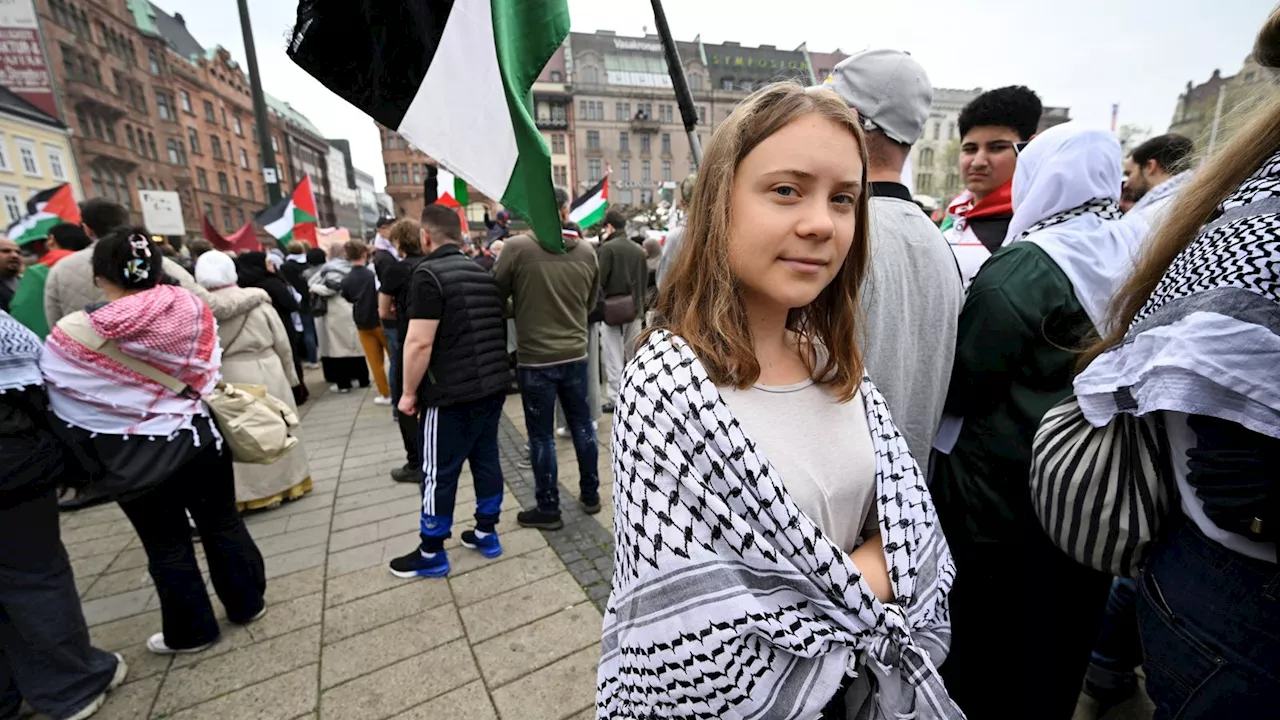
[158, 0, 1271, 191]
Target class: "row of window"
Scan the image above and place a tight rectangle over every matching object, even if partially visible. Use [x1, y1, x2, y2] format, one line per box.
[0, 133, 68, 182]
[203, 202, 250, 233]
[195, 168, 256, 202]
[384, 162, 437, 187]
[616, 159, 671, 184]
[585, 130, 673, 155]
[913, 173, 960, 196]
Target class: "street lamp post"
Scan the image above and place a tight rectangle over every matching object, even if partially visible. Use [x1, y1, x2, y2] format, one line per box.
[237, 0, 282, 206]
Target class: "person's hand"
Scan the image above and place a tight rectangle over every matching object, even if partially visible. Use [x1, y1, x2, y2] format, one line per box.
[397, 394, 417, 417]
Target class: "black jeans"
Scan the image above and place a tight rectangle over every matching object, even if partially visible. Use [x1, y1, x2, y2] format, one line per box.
[0, 489, 118, 719]
[418, 393, 506, 552]
[387, 326, 421, 469]
[117, 443, 266, 649]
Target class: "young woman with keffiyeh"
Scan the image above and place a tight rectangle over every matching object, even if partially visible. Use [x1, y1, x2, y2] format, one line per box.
[929, 123, 1152, 718]
[39, 229, 267, 656]
[1070, 12, 1280, 715]
[600, 83, 961, 719]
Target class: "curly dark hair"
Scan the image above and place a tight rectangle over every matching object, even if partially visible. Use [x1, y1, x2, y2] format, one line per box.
[958, 85, 1043, 142]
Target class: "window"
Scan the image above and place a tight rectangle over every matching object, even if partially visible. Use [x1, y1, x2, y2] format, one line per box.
[203, 100, 216, 122]
[662, 161, 672, 182]
[271, 136, 279, 153]
[662, 133, 671, 154]
[180, 90, 192, 113]
[113, 69, 124, 96]
[661, 105, 673, 124]
[551, 133, 565, 154]
[218, 172, 229, 195]
[166, 139, 185, 165]
[148, 49, 160, 74]
[90, 168, 106, 199]
[117, 172, 132, 209]
[148, 132, 157, 160]
[188, 128, 200, 154]
[586, 131, 599, 150]
[222, 206, 232, 232]
[933, 122, 940, 141]
[234, 116, 243, 136]
[578, 100, 587, 119]
[641, 189, 652, 205]
[45, 145, 67, 182]
[156, 91, 172, 120]
[582, 66, 598, 84]
[920, 147, 935, 167]
[104, 121, 115, 145]
[588, 159, 602, 182]
[400, 163, 408, 184]
[640, 133, 651, 154]
[553, 165, 567, 187]
[550, 70, 562, 82]
[211, 136, 223, 159]
[221, 108, 228, 128]
[594, 101, 604, 120]
[197, 167, 208, 190]
[240, 148, 249, 169]
[246, 181, 254, 201]
[204, 202, 214, 220]
[237, 208, 245, 226]
[642, 160, 651, 185]
[90, 114, 102, 140]
[0, 186, 20, 225]
[617, 189, 633, 205]
[721, 78, 734, 90]
[916, 173, 933, 194]
[619, 131, 629, 152]
[690, 74, 702, 91]
[15, 139, 39, 177]
[620, 160, 630, 183]
[697, 106, 706, 125]
[616, 102, 626, 120]
[125, 125, 136, 153]
[947, 123, 955, 140]
[946, 173, 959, 191]
[412, 164, 422, 184]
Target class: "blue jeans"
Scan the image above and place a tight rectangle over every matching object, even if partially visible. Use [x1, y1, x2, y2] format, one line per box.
[518, 361, 599, 513]
[1138, 519, 1280, 719]
[300, 312, 318, 364]
[1086, 578, 1141, 694]
[418, 393, 505, 552]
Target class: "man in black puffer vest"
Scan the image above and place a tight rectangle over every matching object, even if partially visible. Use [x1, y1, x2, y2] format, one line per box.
[388, 204, 510, 579]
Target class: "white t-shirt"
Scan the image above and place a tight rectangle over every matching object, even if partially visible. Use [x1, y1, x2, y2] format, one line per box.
[720, 377, 878, 552]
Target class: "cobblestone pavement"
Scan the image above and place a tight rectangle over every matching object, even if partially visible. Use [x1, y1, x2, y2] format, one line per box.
[38, 378, 616, 720]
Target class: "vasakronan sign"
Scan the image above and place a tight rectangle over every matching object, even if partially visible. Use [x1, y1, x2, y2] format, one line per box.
[613, 38, 663, 53]
[0, 0, 56, 119]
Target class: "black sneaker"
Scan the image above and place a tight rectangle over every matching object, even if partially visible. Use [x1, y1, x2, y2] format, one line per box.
[390, 464, 418, 483]
[388, 548, 450, 578]
[517, 509, 564, 530]
[581, 496, 602, 515]
[601, 402, 616, 414]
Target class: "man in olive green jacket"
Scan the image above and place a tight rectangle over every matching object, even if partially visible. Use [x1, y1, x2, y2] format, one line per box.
[595, 210, 647, 412]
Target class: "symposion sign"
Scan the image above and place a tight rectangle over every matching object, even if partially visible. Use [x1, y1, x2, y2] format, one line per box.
[0, 0, 57, 119]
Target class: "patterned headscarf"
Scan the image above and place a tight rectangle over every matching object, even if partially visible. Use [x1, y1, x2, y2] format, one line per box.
[0, 310, 43, 393]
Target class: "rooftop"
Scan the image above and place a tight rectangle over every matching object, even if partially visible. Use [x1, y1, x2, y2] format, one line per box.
[0, 85, 65, 130]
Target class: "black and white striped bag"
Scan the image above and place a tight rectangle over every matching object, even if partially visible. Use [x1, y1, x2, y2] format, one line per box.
[1030, 396, 1176, 578]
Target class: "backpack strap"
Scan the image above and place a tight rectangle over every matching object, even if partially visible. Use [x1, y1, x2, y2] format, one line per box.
[56, 312, 200, 399]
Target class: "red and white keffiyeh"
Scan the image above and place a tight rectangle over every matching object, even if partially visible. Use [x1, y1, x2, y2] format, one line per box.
[41, 284, 221, 438]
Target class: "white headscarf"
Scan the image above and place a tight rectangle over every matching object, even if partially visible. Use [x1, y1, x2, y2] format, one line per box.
[195, 250, 239, 290]
[1007, 122, 1151, 332]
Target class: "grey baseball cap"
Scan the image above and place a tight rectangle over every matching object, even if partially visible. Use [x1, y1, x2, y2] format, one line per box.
[819, 49, 933, 146]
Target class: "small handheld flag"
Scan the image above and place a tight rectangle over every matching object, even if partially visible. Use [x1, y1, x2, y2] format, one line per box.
[255, 177, 319, 248]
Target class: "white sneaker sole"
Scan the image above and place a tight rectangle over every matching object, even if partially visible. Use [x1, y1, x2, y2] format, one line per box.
[146, 633, 215, 655]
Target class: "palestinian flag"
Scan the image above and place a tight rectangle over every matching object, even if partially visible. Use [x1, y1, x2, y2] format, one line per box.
[255, 177, 318, 247]
[426, 164, 469, 209]
[287, 0, 570, 252]
[569, 175, 608, 228]
[7, 184, 80, 246]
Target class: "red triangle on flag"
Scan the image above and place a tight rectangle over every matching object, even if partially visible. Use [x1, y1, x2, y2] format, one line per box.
[45, 184, 81, 225]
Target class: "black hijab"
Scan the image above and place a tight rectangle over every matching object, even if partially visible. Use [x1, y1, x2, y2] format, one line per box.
[236, 251, 298, 317]
[306, 248, 326, 266]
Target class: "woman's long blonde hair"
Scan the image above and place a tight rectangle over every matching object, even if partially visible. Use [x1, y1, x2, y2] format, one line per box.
[1082, 8, 1280, 369]
[651, 83, 870, 402]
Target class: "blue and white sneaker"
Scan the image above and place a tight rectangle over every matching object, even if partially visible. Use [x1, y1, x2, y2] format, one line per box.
[388, 548, 450, 578]
[460, 530, 503, 559]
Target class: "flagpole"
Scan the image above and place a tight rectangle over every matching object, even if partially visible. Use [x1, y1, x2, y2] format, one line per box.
[238, 0, 283, 206]
[649, 0, 702, 169]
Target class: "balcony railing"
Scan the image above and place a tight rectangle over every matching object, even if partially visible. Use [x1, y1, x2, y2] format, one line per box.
[535, 116, 569, 130]
[630, 116, 660, 133]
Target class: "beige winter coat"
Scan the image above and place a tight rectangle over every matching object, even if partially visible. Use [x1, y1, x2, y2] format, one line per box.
[211, 286, 311, 505]
[44, 247, 269, 324]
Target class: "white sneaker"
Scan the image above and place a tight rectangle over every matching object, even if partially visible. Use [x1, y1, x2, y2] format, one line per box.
[65, 653, 128, 720]
[304, 362, 321, 370]
[146, 632, 215, 655]
[374, 396, 392, 406]
[555, 427, 569, 438]
[328, 384, 340, 392]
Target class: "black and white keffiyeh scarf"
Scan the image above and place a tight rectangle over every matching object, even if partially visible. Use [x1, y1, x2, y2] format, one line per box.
[0, 310, 43, 394]
[1128, 170, 1193, 217]
[1008, 197, 1122, 244]
[1075, 150, 1280, 441]
[598, 331, 962, 719]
